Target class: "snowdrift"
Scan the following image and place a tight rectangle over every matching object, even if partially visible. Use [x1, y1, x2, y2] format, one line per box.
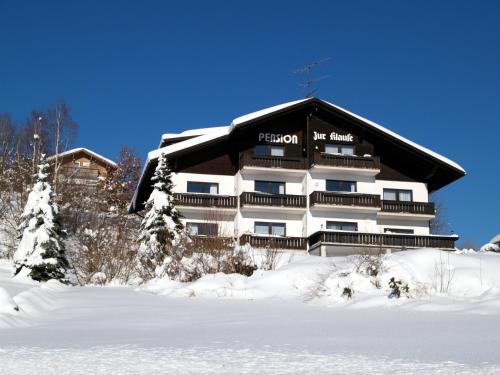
[142, 249, 500, 314]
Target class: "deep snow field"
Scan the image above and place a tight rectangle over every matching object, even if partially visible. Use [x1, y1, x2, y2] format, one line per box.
[1, 249, 500, 374]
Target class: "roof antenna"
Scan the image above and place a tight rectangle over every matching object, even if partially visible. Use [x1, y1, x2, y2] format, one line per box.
[293, 57, 331, 98]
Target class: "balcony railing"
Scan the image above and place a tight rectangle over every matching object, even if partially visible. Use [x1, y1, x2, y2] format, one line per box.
[190, 235, 235, 250]
[381, 200, 435, 215]
[239, 152, 307, 170]
[240, 234, 307, 250]
[309, 231, 456, 249]
[313, 152, 380, 170]
[60, 167, 101, 180]
[174, 193, 237, 208]
[309, 191, 381, 208]
[240, 192, 306, 208]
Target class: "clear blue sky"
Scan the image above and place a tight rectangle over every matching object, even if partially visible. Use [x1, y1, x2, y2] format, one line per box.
[1, 1, 499, 246]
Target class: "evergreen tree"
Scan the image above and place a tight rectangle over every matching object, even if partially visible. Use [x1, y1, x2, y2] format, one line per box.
[13, 155, 69, 282]
[138, 153, 183, 275]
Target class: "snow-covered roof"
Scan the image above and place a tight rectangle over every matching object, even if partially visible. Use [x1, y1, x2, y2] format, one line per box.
[320, 100, 465, 173]
[230, 98, 309, 127]
[161, 126, 230, 140]
[147, 97, 465, 174]
[490, 234, 500, 244]
[47, 147, 118, 168]
[149, 127, 231, 161]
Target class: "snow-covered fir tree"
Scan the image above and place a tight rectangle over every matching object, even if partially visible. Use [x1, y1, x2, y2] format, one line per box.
[138, 152, 183, 275]
[13, 155, 69, 282]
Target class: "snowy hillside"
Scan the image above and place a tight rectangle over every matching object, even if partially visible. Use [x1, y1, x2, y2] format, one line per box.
[1, 249, 500, 374]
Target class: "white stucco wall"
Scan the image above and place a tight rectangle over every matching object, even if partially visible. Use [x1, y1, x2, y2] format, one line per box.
[171, 171, 431, 239]
[172, 173, 236, 195]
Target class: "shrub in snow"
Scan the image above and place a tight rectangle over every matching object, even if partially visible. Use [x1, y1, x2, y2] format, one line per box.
[13, 156, 69, 282]
[352, 252, 385, 277]
[388, 277, 410, 299]
[342, 287, 353, 299]
[137, 153, 184, 278]
[90, 272, 107, 285]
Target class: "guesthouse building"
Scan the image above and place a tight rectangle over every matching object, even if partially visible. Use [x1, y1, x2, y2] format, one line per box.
[130, 98, 466, 256]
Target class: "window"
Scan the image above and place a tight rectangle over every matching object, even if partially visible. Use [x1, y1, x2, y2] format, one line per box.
[254, 222, 286, 236]
[325, 144, 354, 156]
[326, 180, 356, 193]
[383, 189, 412, 202]
[270, 145, 284, 157]
[254, 145, 285, 157]
[255, 180, 285, 195]
[186, 222, 218, 236]
[187, 181, 219, 194]
[326, 221, 358, 231]
[384, 228, 414, 234]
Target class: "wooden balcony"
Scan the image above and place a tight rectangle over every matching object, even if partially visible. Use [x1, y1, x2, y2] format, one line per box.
[240, 192, 306, 208]
[60, 167, 101, 180]
[309, 191, 381, 209]
[190, 235, 235, 250]
[313, 152, 380, 171]
[240, 234, 307, 250]
[381, 200, 435, 215]
[174, 193, 237, 208]
[239, 152, 307, 171]
[309, 231, 457, 249]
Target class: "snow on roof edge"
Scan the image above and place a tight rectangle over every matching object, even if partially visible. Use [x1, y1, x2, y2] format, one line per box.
[320, 100, 466, 174]
[161, 125, 230, 140]
[149, 127, 231, 161]
[47, 147, 118, 167]
[230, 98, 311, 128]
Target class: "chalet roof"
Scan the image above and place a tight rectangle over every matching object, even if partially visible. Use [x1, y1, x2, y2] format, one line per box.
[47, 147, 118, 168]
[149, 98, 465, 173]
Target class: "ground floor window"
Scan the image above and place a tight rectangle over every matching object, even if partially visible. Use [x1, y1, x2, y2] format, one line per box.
[255, 180, 285, 194]
[326, 221, 358, 231]
[384, 228, 414, 234]
[254, 222, 286, 236]
[187, 181, 219, 194]
[186, 222, 218, 236]
[383, 189, 412, 202]
[326, 180, 357, 193]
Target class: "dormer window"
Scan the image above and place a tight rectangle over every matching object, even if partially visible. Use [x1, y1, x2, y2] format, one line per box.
[325, 144, 354, 156]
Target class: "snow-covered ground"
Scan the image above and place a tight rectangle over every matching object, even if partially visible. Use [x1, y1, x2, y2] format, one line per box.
[1, 250, 500, 374]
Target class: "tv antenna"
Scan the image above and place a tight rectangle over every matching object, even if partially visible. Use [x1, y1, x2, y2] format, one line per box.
[293, 57, 331, 98]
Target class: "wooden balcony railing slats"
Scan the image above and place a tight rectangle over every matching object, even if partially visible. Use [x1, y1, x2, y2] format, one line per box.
[240, 192, 306, 208]
[190, 236, 235, 250]
[240, 234, 307, 250]
[310, 191, 381, 208]
[313, 153, 381, 170]
[174, 193, 237, 208]
[381, 200, 435, 215]
[309, 231, 456, 249]
[239, 152, 307, 170]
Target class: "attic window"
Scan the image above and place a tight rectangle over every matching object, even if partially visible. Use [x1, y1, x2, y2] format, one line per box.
[325, 144, 354, 156]
[255, 145, 284, 157]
